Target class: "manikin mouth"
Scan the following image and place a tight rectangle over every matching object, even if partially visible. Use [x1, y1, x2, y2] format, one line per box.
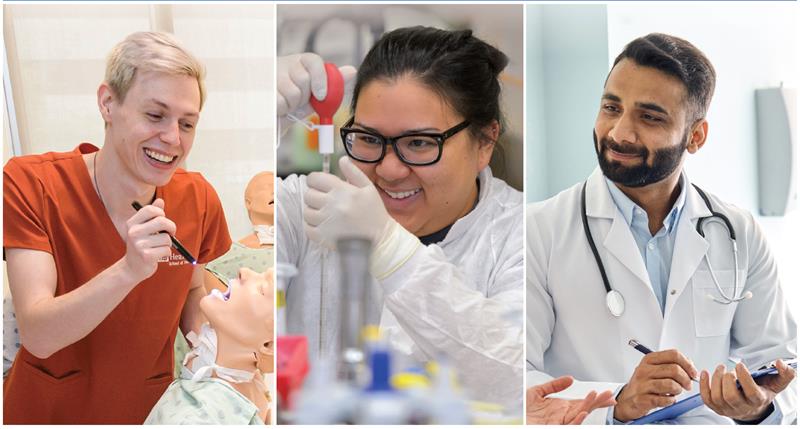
[144, 148, 178, 164]
[209, 281, 235, 301]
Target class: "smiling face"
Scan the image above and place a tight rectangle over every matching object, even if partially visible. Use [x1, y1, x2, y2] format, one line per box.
[100, 70, 201, 187]
[350, 76, 493, 236]
[200, 268, 274, 351]
[594, 59, 705, 188]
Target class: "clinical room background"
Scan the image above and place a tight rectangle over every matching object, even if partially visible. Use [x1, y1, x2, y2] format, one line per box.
[524, 3, 799, 316]
[2, 3, 276, 421]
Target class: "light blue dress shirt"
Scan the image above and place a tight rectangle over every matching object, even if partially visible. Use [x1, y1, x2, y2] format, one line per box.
[604, 176, 687, 314]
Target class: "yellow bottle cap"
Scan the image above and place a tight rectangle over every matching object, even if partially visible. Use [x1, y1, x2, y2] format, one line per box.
[391, 373, 430, 390]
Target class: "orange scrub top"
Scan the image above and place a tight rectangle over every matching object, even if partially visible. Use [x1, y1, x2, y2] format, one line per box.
[3, 143, 232, 423]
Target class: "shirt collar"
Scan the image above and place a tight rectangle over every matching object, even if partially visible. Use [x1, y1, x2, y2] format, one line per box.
[604, 172, 687, 233]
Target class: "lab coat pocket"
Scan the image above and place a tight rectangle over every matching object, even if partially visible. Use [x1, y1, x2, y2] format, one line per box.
[692, 270, 740, 337]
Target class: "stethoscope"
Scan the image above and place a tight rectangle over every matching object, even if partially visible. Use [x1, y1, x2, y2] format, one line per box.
[581, 181, 752, 318]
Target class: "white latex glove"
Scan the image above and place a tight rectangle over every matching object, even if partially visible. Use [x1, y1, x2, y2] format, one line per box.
[277, 53, 357, 137]
[303, 157, 420, 279]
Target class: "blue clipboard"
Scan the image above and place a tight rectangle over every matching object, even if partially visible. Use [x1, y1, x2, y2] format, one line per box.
[628, 361, 797, 425]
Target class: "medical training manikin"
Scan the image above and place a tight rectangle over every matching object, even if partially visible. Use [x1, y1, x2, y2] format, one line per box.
[146, 268, 275, 425]
[206, 171, 275, 290]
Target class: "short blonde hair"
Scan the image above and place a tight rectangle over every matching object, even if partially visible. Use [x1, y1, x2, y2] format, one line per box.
[105, 31, 206, 110]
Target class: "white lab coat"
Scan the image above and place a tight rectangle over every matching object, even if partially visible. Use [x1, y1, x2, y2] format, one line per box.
[526, 168, 796, 424]
[278, 167, 524, 411]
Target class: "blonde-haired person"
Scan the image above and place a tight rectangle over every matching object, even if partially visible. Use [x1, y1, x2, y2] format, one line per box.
[3, 31, 231, 423]
[105, 31, 207, 112]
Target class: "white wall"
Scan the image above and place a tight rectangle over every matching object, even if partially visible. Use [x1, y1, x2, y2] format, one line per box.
[525, 5, 608, 201]
[172, 4, 276, 239]
[525, 6, 548, 201]
[607, 1, 799, 317]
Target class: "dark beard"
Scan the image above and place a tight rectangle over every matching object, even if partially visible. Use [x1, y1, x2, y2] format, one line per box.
[593, 130, 687, 188]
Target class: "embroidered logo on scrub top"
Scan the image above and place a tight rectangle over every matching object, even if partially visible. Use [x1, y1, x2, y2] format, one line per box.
[159, 251, 192, 266]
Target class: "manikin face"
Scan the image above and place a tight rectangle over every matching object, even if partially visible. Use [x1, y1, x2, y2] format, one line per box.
[99, 70, 201, 186]
[349, 76, 493, 236]
[200, 268, 274, 356]
[594, 59, 702, 187]
[245, 172, 275, 225]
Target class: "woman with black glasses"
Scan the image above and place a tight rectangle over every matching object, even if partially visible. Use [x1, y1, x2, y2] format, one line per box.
[278, 26, 524, 413]
[279, 27, 534, 417]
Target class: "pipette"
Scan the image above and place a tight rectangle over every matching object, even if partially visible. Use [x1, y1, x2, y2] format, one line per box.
[310, 63, 344, 173]
[308, 63, 345, 356]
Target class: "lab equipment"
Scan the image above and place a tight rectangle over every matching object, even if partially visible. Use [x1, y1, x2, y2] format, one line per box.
[282, 326, 489, 424]
[309, 62, 344, 174]
[131, 200, 197, 265]
[276, 242, 505, 424]
[629, 361, 798, 425]
[308, 64, 345, 361]
[276, 335, 309, 412]
[581, 181, 750, 317]
[427, 362, 472, 424]
[355, 343, 413, 424]
[337, 237, 371, 383]
[280, 166, 524, 411]
[275, 262, 297, 336]
[291, 357, 357, 424]
[755, 86, 797, 216]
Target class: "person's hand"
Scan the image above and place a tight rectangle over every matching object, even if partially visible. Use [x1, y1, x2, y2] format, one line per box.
[699, 359, 795, 422]
[277, 53, 356, 137]
[123, 198, 175, 282]
[304, 157, 420, 278]
[526, 376, 616, 424]
[303, 157, 391, 249]
[614, 349, 699, 422]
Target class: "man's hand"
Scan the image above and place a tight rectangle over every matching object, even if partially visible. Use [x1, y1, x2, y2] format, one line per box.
[526, 376, 616, 424]
[614, 349, 698, 422]
[123, 198, 175, 282]
[699, 359, 795, 422]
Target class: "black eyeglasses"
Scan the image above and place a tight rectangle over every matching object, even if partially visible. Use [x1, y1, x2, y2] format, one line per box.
[339, 117, 471, 166]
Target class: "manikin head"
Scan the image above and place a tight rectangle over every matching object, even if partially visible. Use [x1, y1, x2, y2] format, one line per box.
[199, 267, 275, 373]
[244, 171, 275, 226]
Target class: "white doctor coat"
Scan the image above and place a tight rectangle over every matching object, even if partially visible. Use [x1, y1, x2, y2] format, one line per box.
[526, 168, 796, 424]
[278, 167, 524, 411]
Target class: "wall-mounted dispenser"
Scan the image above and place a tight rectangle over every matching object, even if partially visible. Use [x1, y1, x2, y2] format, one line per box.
[755, 86, 797, 216]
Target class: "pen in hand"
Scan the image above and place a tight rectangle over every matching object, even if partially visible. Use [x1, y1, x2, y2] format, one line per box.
[131, 200, 197, 265]
[628, 339, 699, 384]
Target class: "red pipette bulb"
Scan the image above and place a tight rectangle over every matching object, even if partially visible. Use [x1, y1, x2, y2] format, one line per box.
[309, 63, 344, 125]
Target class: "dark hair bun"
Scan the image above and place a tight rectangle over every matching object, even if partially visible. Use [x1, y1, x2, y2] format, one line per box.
[352, 26, 508, 140]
